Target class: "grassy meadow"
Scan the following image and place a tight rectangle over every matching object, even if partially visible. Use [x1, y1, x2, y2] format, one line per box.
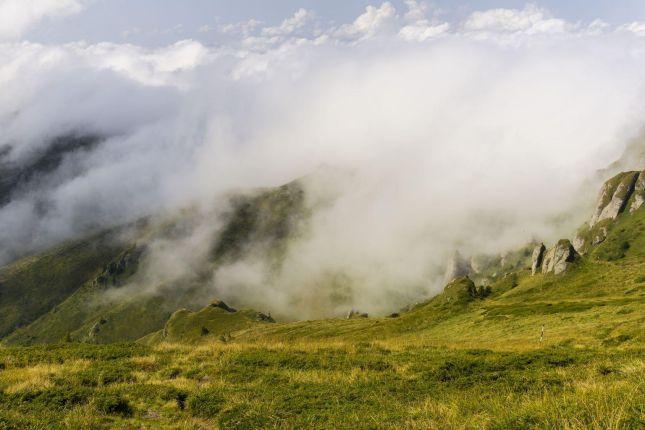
[0, 254, 642, 429]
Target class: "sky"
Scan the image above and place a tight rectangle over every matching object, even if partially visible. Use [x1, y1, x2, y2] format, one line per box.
[1, 1, 645, 316]
[7, 0, 645, 46]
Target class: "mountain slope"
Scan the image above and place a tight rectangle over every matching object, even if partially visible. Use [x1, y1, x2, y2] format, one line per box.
[0, 231, 126, 339]
[1, 181, 307, 345]
[0, 171, 642, 429]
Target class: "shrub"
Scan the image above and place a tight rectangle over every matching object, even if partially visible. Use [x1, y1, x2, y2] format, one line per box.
[93, 392, 133, 417]
[162, 367, 182, 379]
[597, 364, 616, 375]
[9, 385, 91, 411]
[160, 387, 188, 410]
[74, 362, 136, 386]
[187, 388, 225, 418]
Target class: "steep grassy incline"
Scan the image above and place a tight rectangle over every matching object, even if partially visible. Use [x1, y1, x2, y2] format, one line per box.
[1, 181, 307, 345]
[0, 232, 126, 339]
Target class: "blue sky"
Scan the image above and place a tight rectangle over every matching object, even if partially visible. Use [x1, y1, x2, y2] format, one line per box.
[25, 0, 645, 46]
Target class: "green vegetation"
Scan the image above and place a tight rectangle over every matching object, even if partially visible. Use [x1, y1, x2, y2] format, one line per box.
[0, 231, 125, 339]
[150, 301, 275, 344]
[212, 182, 307, 263]
[0, 339, 641, 428]
[2, 182, 307, 346]
[0, 174, 643, 428]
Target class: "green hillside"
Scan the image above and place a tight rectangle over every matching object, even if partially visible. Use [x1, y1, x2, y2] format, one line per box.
[141, 300, 275, 345]
[1, 181, 306, 346]
[0, 171, 643, 429]
[0, 231, 126, 339]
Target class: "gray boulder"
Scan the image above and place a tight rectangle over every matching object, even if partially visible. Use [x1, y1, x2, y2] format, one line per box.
[572, 234, 586, 255]
[629, 170, 644, 213]
[531, 243, 546, 275]
[590, 171, 639, 227]
[542, 240, 577, 275]
[210, 299, 236, 313]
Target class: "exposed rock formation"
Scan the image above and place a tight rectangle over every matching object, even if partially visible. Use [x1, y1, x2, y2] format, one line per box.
[574, 170, 642, 254]
[256, 312, 274, 322]
[589, 171, 639, 227]
[444, 251, 471, 282]
[94, 246, 144, 288]
[542, 240, 577, 275]
[210, 300, 236, 313]
[441, 276, 490, 304]
[531, 243, 546, 275]
[88, 318, 108, 340]
[630, 170, 644, 213]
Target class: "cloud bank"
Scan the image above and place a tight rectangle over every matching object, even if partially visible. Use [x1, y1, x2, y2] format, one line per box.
[0, 0, 89, 40]
[1, 2, 645, 317]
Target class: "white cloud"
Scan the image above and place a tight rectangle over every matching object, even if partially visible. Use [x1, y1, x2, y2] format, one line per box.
[0, 0, 88, 40]
[334, 2, 396, 40]
[586, 19, 610, 35]
[218, 18, 262, 36]
[399, 21, 449, 42]
[197, 25, 212, 34]
[262, 8, 313, 37]
[463, 4, 570, 35]
[403, 0, 428, 23]
[618, 21, 645, 37]
[398, 0, 449, 42]
[79, 40, 209, 87]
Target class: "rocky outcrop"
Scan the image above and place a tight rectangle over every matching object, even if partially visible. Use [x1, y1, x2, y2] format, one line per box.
[256, 312, 274, 322]
[574, 170, 642, 254]
[531, 243, 546, 275]
[542, 240, 577, 275]
[441, 276, 490, 304]
[94, 246, 144, 288]
[88, 317, 108, 340]
[210, 299, 236, 313]
[444, 251, 471, 282]
[629, 170, 644, 213]
[589, 171, 639, 227]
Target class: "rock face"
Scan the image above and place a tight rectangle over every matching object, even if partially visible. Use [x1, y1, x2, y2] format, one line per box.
[630, 170, 644, 213]
[210, 300, 236, 313]
[574, 170, 642, 254]
[441, 276, 490, 304]
[444, 251, 471, 282]
[589, 171, 640, 227]
[531, 243, 546, 275]
[542, 240, 577, 275]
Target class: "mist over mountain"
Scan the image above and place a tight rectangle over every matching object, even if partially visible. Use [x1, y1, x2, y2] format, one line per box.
[1, 3, 645, 428]
[1, 2, 645, 317]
